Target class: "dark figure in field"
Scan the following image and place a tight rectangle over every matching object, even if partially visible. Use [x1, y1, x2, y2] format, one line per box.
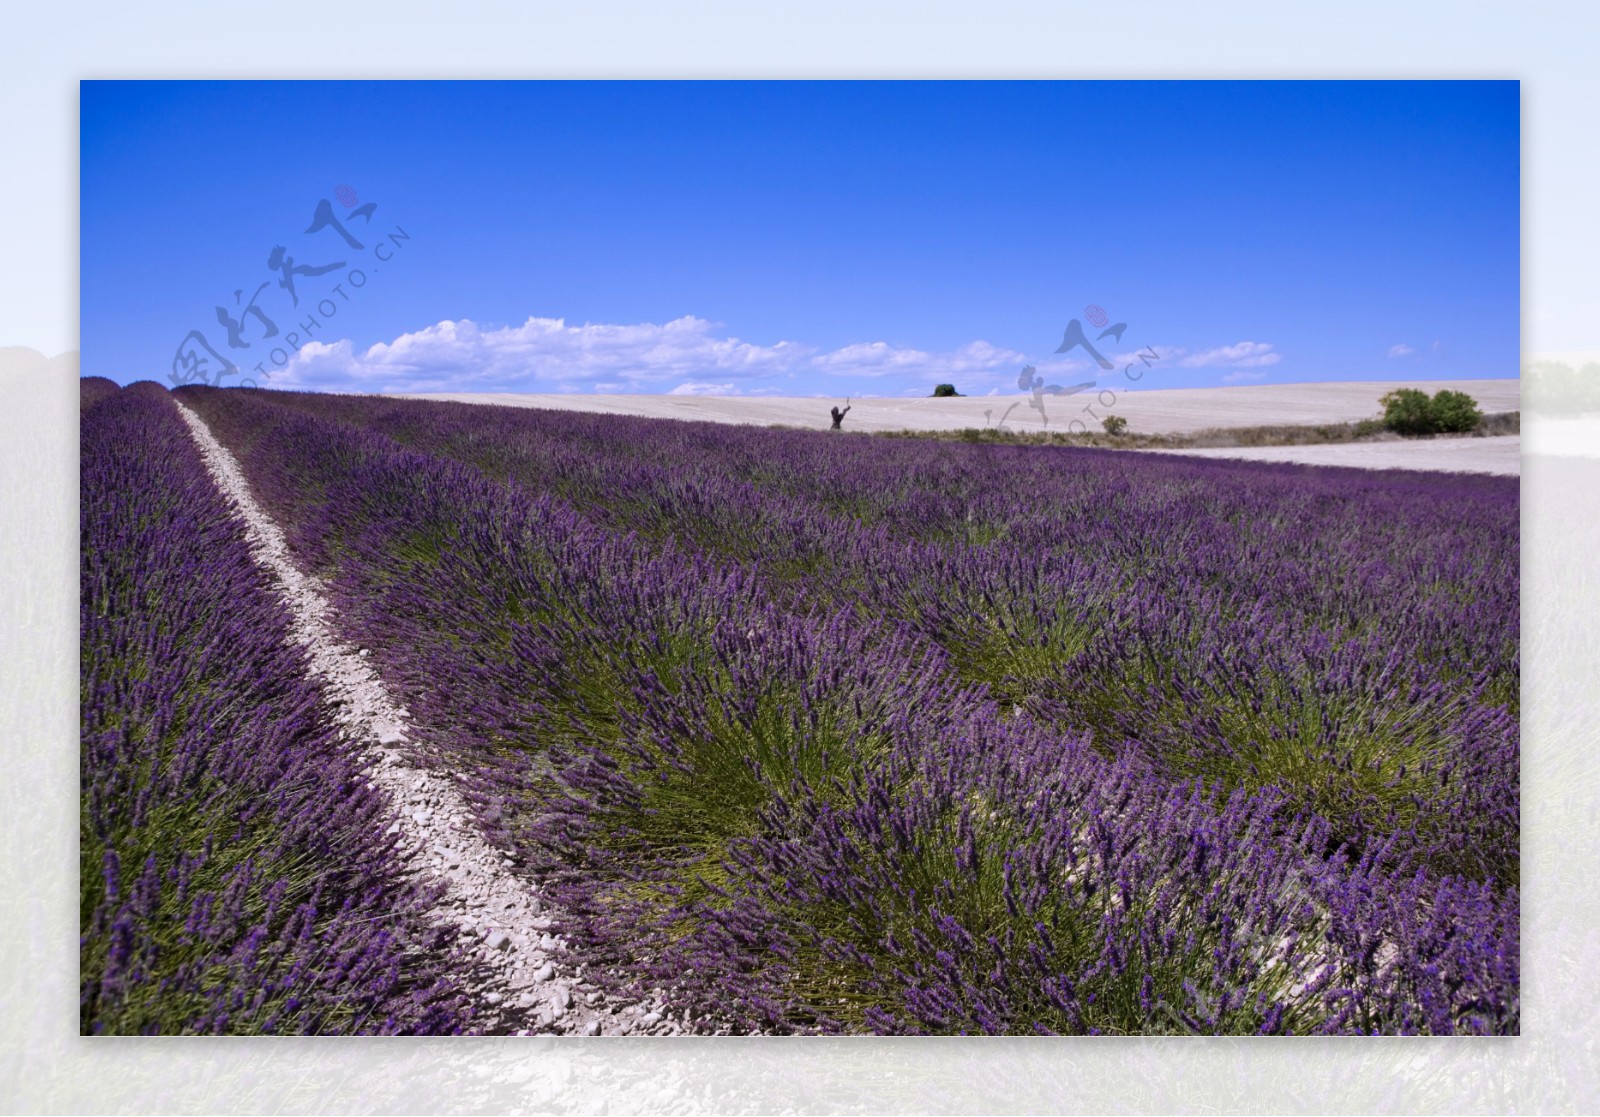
[830, 404, 851, 430]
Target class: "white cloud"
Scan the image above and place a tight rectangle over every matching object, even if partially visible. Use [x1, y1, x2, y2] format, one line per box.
[1176, 341, 1281, 369]
[667, 381, 738, 395]
[273, 315, 1286, 396]
[1389, 343, 1417, 358]
[946, 339, 1031, 371]
[276, 316, 809, 394]
[808, 338, 1031, 380]
[275, 315, 1041, 394]
[810, 341, 924, 372]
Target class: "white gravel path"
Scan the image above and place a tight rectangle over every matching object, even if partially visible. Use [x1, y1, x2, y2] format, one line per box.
[176, 401, 678, 1036]
[1149, 434, 1521, 475]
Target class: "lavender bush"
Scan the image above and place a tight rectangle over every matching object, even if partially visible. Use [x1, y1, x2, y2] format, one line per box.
[80, 381, 470, 1034]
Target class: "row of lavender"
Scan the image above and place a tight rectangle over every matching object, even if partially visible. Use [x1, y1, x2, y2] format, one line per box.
[255, 391, 1519, 888]
[182, 386, 1518, 1034]
[80, 380, 469, 1034]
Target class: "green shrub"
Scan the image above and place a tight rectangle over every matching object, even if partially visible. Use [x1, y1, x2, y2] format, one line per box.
[1380, 388, 1437, 434]
[1430, 389, 1483, 433]
[1102, 414, 1128, 436]
[931, 384, 961, 397]
[1379, 388, 1482, 436]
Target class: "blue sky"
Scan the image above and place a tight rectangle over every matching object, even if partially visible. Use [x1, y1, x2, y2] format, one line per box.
[81, 80, 1519, 397]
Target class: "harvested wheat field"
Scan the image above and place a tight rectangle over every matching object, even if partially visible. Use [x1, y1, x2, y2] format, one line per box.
[402, 379, 1519, 436]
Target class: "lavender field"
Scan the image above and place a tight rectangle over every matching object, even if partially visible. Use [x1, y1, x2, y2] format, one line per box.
[80, 381, 469, 1034]
[81, 379, 1520, 1035]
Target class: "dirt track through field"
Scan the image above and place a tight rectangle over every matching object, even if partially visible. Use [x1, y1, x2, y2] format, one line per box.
[175, 401, 680, 1036]
[1151, 434, 1520, 474]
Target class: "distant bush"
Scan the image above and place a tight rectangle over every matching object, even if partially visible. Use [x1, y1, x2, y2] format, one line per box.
[1380, 389, 1437, 435]
[1430, 389, 1484, 433]
[1101, 415, 1128, 436]
[931, 384, 961, 397]
[1380, 388, 1482, 436]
